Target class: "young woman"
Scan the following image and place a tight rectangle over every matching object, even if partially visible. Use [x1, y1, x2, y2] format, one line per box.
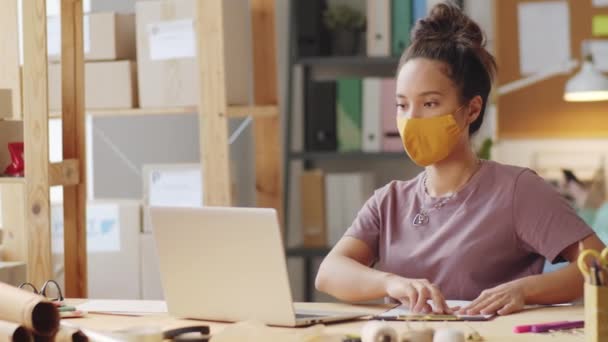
[315, 3, 605, 316]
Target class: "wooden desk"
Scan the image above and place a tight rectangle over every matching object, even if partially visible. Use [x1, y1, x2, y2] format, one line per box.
[65, 302, 584, 341]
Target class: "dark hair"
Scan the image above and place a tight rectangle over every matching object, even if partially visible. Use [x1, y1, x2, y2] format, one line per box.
[398, 2, 497, 135]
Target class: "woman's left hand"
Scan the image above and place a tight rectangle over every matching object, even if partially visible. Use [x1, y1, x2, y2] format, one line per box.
[458, 280, 526, 316]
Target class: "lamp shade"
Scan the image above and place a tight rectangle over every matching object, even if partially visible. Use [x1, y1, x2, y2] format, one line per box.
[564, 60, 608, 102]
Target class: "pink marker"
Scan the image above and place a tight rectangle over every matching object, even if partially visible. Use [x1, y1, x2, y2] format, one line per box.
[513, 321, 568, 333]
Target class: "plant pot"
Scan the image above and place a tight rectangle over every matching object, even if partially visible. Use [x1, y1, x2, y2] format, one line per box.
[330, 29, 360, 56]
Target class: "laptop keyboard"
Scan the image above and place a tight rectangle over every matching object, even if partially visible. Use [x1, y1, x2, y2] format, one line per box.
[295, 313, 328, 319]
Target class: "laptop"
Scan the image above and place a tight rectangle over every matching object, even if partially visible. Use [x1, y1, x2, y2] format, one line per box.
[150, 206, 365, 327]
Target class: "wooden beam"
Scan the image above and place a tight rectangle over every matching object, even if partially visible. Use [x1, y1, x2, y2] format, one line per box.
[22, 0, 52, 284]
[61, 0, 87, 298]
[227, 105, 278, 118]
[196, 0, 231, 206]
[49, 105, 278, 119]
[49, 159, 80, 187]
[251, 0, 283, 223]
[0, 0, 21, 119]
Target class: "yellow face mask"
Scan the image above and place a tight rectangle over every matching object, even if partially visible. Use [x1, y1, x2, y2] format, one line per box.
[396, 108, 464, 167]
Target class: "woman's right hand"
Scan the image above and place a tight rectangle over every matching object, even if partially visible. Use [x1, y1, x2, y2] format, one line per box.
[383, 274, 454, 314]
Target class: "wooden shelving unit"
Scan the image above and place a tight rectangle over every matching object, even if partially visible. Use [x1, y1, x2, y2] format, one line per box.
[0, 0, 282, 297]
[48, 105, 279, 119]
[0, 0, 88, 297]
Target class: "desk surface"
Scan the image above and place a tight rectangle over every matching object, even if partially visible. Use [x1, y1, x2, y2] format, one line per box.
[65, 301, 584, 341]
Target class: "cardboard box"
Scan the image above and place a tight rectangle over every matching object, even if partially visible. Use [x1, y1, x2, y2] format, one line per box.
[49, 60, 138, 110]
[0, 89, 12, 119]
[51, 200, 143, 299]
[0, 262, 26, 287]
[135, 0, 251, 107]
[300, 170, 327, 247]
[48, 12, 135, 62]
[140, 233, 164, 300]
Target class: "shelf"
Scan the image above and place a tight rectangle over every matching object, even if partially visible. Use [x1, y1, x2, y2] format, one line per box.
[286, 246, 332, 258]
[296, 56, 400, 67]
[49, 105, 278, 119]
[0, 177, 25, 184]
[290, 151, 406, 160]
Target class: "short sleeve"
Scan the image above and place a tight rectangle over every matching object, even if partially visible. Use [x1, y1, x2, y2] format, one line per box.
[343, 191, 382, 258]
[514, 170, 594, 263]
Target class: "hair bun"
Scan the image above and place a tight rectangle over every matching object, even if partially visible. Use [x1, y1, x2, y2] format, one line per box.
[411, 2, 485, 50]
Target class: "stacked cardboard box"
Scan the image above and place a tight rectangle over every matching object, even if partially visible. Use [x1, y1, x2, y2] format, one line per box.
[51, 200, 143, 299]
[48, 12, 138, 110]
[135, 0, 251, 107]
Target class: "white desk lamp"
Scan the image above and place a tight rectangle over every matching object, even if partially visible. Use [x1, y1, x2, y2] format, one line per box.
[497, 40, 608, 102]
[564, 41, 608, 102]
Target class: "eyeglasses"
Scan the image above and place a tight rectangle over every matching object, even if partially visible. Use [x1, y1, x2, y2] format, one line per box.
[18, 280, 64, 302]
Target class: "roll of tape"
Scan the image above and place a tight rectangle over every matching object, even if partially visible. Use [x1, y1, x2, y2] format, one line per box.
[360, 321, 398, 342]
[432, 328, 465, 342]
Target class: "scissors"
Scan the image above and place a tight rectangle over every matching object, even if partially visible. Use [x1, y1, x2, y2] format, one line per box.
[577, 248, 608, 283]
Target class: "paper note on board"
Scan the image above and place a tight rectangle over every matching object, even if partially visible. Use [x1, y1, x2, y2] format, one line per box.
[517, 1, 571, 75]
[593, 16, 608, 36]
[593, 0, 608, 7]
[590, 40, 608, 72]
[147, 19, 196, 61]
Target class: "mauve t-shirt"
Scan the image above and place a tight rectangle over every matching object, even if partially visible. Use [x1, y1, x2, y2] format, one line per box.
[344, 160, 593, 300]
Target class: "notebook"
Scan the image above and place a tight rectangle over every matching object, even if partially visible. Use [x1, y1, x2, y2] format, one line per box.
[378, 300, 494, 321]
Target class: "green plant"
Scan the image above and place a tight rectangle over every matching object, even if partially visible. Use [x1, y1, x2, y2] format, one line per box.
[323, 4, 365, 32]
[476, 137, 493, 160]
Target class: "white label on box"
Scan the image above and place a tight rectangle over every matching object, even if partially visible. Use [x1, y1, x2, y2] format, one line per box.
[52, 204, 121, 253]
[147, 19, 196, 61]
[149, 168, 202, 207]
[47, 15, 91, 57]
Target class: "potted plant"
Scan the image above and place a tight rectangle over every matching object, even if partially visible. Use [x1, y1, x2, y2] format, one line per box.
[323, 4, 365, 56]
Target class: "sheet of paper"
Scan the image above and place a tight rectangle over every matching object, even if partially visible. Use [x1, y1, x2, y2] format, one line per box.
[517, 1, 571, 75]
[590, 40, 608, 72]
[147, 19, 196, 61]
[378, 300, 494, 320]
[593, 0, 608, 7]
[148, 167, 202, 207]
[593, 15, 608, 36]
[77, 300, 167, 315]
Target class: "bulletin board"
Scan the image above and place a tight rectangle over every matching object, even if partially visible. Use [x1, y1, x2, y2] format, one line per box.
[495, 0, 608, 138]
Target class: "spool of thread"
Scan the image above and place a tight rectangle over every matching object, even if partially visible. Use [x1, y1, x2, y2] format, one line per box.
[432, 328, 465, 342]
[360, 321, 398, 342]
[402, 328, 434, 342]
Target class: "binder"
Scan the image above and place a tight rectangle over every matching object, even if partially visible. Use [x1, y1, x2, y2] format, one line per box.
[305, 80, 337, 151]
[380, 78, 402, 152]
[367, 0, 392, 56]
[336, 78, 362, 151]
[301, 170, 327, 247]
[362, 78, 382, 152]
[391, 0, 412, 56]
[412, 0, 427, 24]
[295, 0, 331, 56]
